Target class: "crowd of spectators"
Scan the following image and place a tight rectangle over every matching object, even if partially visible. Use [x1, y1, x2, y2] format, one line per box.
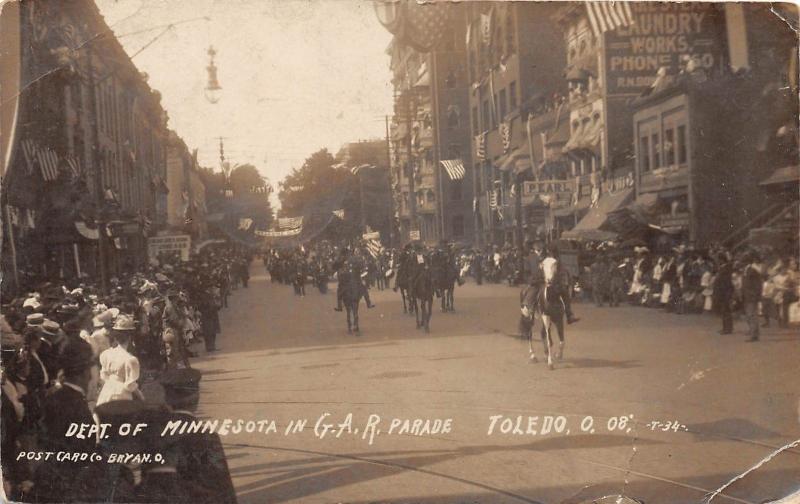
[0, 243, 249, 501]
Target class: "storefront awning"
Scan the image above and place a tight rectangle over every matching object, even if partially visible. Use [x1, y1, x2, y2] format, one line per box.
[561, 188, 634, 241]
[759, 165, 800, 186]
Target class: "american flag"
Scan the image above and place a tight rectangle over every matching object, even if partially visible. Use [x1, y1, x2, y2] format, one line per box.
[66, 157, 81, 178]
[277, 216, 303, 230]
[475, 132, 486, 160]
[440, 159, 465, 180]
[238, 218, 253, 231]
[37, 148, 60, 182]
[500, 121, 512, 152]
[376, 1, 454, 53]
[489, 189, 498, 209]
[365, 239, 383, 259]
[21, 139, 37, 175]
[585, 2, 635, 39]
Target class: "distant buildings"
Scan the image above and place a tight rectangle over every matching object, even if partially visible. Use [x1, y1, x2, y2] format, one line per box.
[378, 1, 798, 252]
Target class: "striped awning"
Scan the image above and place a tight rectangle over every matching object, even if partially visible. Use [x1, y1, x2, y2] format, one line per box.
[440, 159, 465, 180]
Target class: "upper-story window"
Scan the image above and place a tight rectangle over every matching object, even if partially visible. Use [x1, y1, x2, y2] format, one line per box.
[445, 70, 456, 89]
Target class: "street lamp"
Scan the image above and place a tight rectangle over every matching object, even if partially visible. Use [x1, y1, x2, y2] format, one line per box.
[205, 46, 222, 104]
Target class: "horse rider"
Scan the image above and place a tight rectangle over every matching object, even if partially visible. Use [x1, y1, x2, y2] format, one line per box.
[526, 247, 579, 324]
[334, 248, 375, 311]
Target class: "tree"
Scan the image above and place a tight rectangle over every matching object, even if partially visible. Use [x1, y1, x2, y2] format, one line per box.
[278, 148, 355, 217]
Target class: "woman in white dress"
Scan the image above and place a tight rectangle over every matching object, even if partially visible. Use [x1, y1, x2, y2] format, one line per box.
[96, 315, 144, 407]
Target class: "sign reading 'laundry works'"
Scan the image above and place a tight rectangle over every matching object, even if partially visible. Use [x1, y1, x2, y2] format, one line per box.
[604, 3, 726, 95]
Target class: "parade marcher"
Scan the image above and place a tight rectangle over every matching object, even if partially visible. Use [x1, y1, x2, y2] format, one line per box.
[97, 315, 145, 406]
[713, 251, 735, 334]
[742, 252, 764, 342]
[590, 255, 610, 307]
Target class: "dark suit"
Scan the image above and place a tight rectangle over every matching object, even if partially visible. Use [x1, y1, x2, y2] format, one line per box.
[713, 262, 734, 333]
[33, 384, 97, 502]
[742, 265, 763, 340]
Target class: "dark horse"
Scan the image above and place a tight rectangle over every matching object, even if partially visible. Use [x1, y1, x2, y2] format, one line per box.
[338, 269, 363, 334]
[431, 250, 460, 312]
[410, 257, 434, 332]
[394, 250, 414, 314]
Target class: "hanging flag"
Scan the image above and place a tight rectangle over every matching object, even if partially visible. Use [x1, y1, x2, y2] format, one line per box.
[21, 139, 37, 175]
[585, 2, 635, 40]
[480, 12, 492, 45]
[365, 239, 383, 259]
[238, 218, 253, 230]
[66, 157, 80, 178]
[374, 1, 453, 52]
[489, 189, 498, 209]
[332, 209, 344, 219]
[500, 121, 512, 152]
[473, 197, 478, 214]
[465, 22, 472, 47]
[256, 227, 302, 238]
[37, 148, 59, 181]
[277, 216, 303, 230]
[496, 207, 504, 221]
[440, 159, 465, 180]
[475, 132, 486, 160]
[510, 183, 517, 199]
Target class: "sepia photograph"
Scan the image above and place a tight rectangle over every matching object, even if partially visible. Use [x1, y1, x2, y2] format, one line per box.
[0, 1, 798, 503]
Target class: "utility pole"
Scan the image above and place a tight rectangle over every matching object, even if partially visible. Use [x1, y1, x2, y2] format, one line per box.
[384, 115, 394, 247]
[404, 89, 417, 237]
[87, 42, 108, 294]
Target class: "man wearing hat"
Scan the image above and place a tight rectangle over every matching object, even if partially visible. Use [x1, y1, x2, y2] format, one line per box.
[33, 338, 97, 502]
[713, 251, 735, 334]
[97, 315, 144, 406]
[741, 252, 764, 342]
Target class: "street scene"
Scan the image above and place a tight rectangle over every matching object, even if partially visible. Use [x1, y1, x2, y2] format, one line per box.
[0, 1, 799, 503]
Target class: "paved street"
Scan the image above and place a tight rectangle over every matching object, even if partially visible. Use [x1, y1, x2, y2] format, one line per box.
[194, 264, 800, 504]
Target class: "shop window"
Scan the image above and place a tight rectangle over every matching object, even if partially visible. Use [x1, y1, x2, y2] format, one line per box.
[509, 81, 517, 110]
[677, 125, 687, 164]
[640, 135, 650, 172]
[664, 128, 675, 166]
[452, 215, 465, 237]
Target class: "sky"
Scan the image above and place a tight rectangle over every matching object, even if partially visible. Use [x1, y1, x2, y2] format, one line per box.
[95, 0, 394, 209]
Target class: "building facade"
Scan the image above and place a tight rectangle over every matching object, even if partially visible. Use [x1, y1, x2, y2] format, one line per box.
[166, 131, 208, 240]
[1, 0, 183, 292]
[384, 3, 475, 246]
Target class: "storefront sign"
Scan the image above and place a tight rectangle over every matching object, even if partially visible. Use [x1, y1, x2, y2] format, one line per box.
[605, 3, 725, 95]
[148, 234, 191, 261]
[639, 166, 689, 193]
[409, 230, 421, 240]
[522, 179, 575, 207]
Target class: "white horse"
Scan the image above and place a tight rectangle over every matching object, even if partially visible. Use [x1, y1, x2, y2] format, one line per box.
[524, 257, 567, 370]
